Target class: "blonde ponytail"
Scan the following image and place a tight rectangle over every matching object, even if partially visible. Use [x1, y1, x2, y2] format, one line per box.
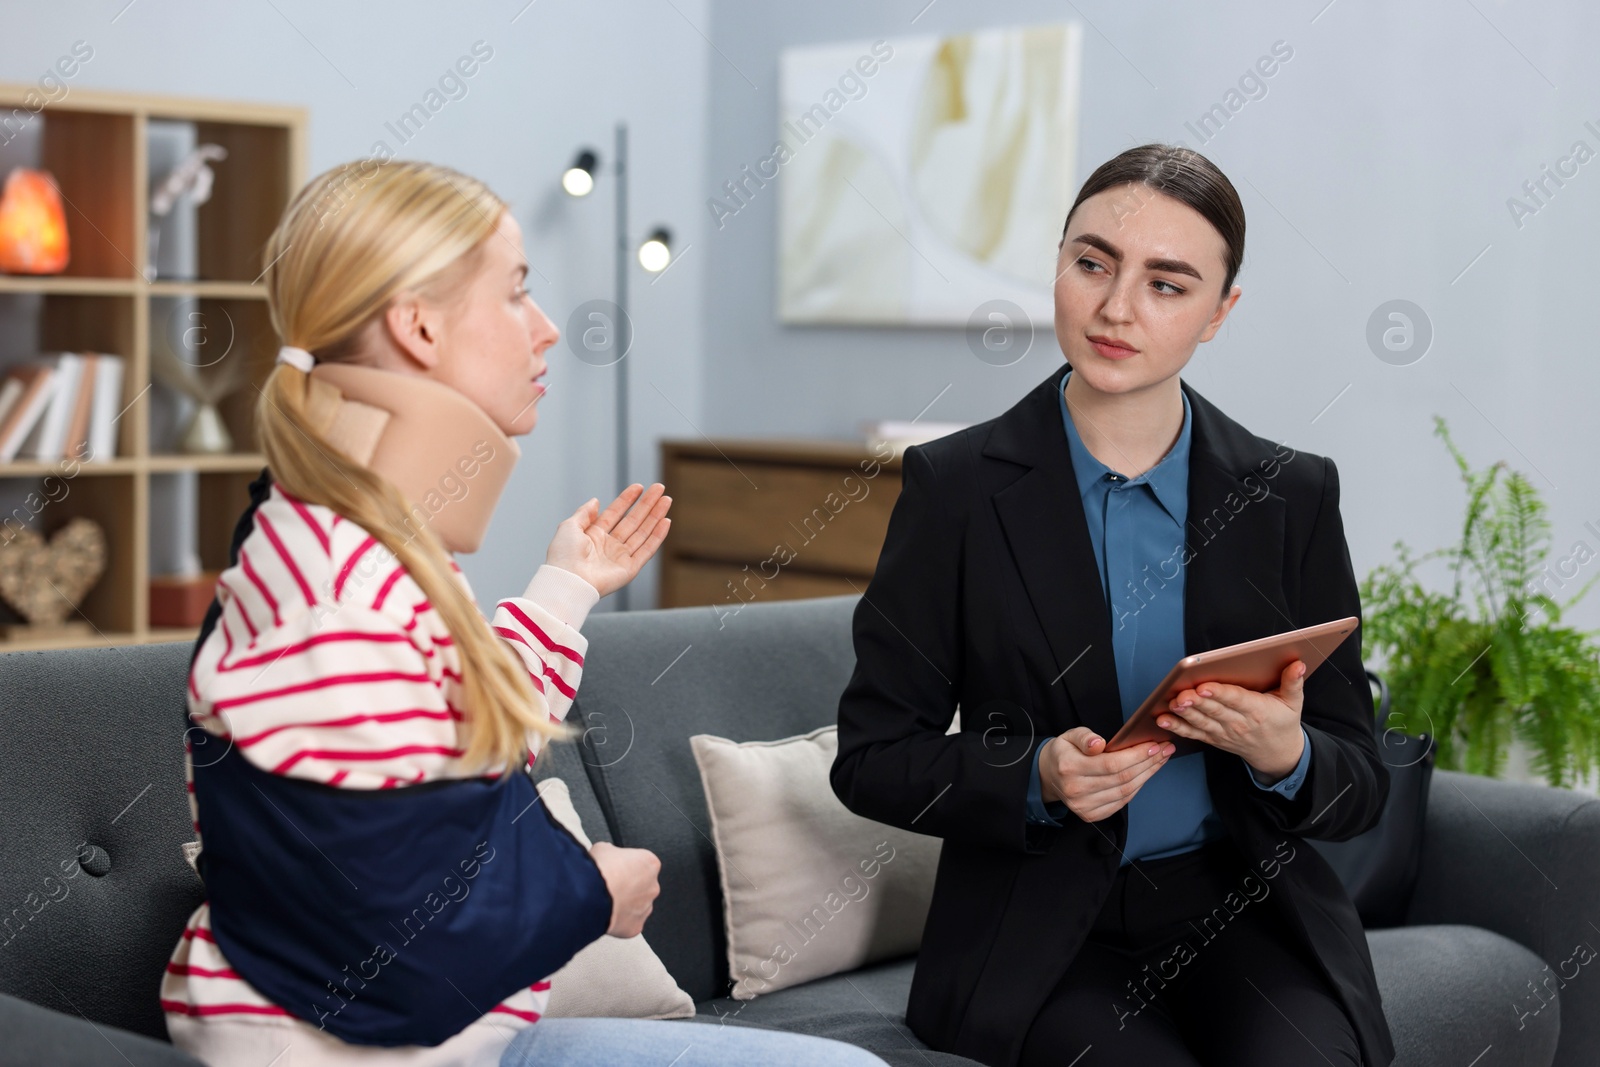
[257, 160, 567, 773]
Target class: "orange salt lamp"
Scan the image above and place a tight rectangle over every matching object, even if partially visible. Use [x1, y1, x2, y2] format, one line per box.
[0, 168, 70, 274]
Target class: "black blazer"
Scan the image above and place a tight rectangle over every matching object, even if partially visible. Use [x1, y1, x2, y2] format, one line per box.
[832, 364, 1394, 1067]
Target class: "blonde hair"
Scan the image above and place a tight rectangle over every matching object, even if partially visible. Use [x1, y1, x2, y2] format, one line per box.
[257, 158, 566, 773]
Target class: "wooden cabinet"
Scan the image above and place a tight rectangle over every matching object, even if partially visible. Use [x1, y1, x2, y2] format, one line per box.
[657, 438, 904, 610]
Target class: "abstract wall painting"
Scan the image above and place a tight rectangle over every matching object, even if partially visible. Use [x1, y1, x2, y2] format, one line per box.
[777, 23, 1083, 326]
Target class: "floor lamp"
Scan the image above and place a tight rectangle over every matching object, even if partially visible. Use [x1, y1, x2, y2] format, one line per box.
[563, 124, 673, 611]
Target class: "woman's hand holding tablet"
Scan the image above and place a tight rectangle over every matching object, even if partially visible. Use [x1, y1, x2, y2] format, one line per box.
[1159, 660, 1309, 781]
[1036, 728, 1178, 824]
[1106, 616, 1359, 780]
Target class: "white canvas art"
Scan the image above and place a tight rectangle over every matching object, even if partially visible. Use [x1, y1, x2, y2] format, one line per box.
[776, 24, 1083, 326]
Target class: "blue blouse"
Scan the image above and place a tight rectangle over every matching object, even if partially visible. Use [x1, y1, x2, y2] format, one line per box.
[1024, 367, 1311, 865]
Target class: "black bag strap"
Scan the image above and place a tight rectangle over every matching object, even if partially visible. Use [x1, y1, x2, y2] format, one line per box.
[1365, 667, 1391, 738]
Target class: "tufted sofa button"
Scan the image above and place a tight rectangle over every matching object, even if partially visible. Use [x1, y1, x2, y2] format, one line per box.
[77, 844, 111, 877]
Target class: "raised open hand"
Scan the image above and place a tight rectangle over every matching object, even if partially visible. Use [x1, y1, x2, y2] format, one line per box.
[544, 483, 673, 599]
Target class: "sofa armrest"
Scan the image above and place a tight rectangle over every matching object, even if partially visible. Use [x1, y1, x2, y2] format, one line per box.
[1405, 769, 1600, 1067]
[0, 993, 203, 1066]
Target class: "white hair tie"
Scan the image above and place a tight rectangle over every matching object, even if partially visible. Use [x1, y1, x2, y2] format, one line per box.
[276, 346, 316, 372]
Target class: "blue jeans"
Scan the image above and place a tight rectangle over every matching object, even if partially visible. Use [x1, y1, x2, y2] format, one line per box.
[499, 1017, 889, 1066]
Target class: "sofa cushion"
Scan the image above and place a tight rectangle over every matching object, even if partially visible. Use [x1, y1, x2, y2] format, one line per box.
[691, 726, 940, 999]
[528, 725, 614, 845]
[1370, 925, 1559, 1067]
[0, 642, 205, 1041]
[695, 958, 982, 1067]
[535, 777, 695, 1020]
[572, 594, 861, 1001]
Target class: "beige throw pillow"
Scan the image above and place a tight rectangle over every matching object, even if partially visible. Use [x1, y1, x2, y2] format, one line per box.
[690, 725, 942, 1000]
[535, 777, 696, 1020]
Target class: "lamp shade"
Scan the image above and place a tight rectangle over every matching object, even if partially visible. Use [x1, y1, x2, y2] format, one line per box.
[0, 168, 70, 275]
[562, 149, 599, 197]
[638, 227, 672, 272]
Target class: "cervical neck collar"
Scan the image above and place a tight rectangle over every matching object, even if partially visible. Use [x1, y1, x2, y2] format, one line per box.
[305, 362, 519, 554]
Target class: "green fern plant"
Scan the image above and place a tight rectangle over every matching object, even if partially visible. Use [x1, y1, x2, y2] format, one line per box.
[1358, 415, 1600, 786]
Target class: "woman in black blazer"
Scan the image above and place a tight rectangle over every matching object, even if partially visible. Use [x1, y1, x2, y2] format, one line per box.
[831, 144, 1392, 1067]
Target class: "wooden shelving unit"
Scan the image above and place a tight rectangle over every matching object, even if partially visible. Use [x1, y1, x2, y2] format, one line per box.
[0, 85, 306, 652]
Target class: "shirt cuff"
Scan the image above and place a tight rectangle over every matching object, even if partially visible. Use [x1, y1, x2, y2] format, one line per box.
[521, 564, 601, 631]
[1026, 736, 1068, 826]
[1247, 726, 1311, 799]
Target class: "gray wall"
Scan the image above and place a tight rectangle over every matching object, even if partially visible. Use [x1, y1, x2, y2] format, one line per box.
[702, 0, 1600, 644]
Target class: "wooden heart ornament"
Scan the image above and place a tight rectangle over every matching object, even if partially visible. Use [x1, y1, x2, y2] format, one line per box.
[0, 517, 107, 626]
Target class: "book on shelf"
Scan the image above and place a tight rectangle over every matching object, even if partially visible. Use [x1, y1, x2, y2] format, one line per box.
[87, 355, 124, 461]
[0, 374, 29, 450]
[0, 353, 125, 464]
[18, 353, 85, 461]
[0, 364, 59, 462]
[62, 354, 98, 460]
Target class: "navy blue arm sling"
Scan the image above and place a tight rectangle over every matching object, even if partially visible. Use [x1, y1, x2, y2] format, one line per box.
[186, 469, 613, 1046]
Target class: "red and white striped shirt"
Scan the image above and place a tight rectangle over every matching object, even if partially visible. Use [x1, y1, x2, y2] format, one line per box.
[163, 485, 601, 1065]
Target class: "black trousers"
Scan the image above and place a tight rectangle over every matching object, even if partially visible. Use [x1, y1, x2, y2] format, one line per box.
[1020, 836, 1363, 1067]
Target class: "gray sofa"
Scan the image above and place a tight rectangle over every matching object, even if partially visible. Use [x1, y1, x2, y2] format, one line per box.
[1, 592, 1596, 1066]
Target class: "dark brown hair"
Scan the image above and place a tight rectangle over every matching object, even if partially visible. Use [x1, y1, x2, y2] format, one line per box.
[1061, 143, 1245, 296]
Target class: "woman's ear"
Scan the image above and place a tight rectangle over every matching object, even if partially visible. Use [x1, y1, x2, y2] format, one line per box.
[1199, 283, 1242, 344]
[383, 292, 443, 372]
